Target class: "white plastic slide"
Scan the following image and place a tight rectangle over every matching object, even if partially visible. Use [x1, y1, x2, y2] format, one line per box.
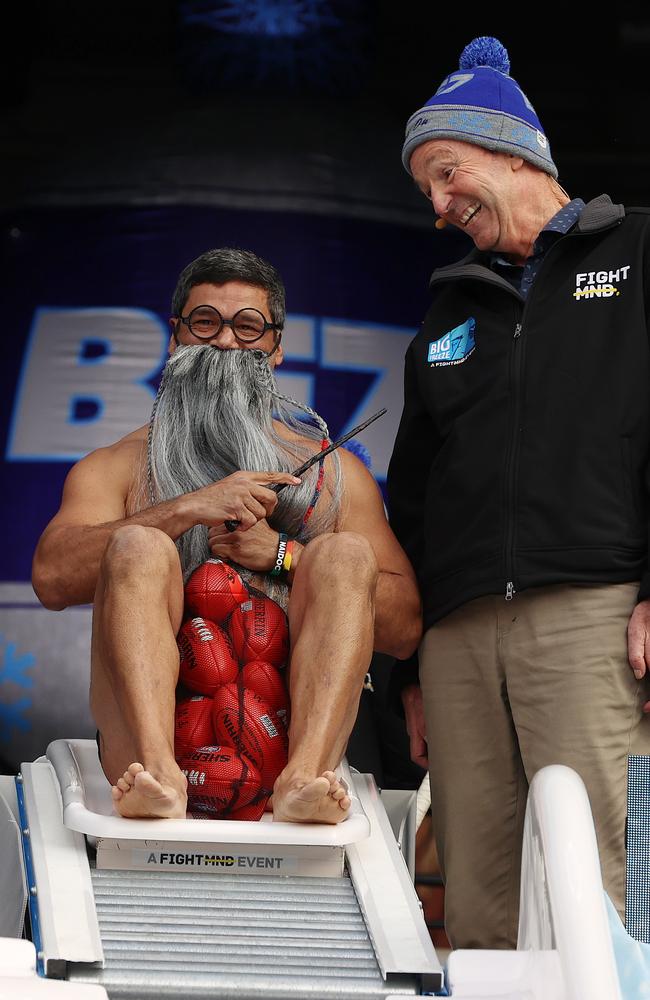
[447, 764, 623, 999]
[1, 740, 442, 999]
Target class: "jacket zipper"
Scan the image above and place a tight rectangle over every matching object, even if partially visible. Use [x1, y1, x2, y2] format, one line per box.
[504, 322, 523, 600]
[500, 231, 596, 600]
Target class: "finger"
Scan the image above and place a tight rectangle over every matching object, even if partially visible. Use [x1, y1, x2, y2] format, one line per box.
[251, 472, 301, 486]
[232, 508, 257, 531]
[410, 734, 429, 770]
[207, 525, 228, 540]
[627, 627, 647, 678]
[241, 495, 268, 521]
[629, 656, 646, 679]
[643, 699, 650, 714]
[251, 486, 281, 517]
[209, 536, 232, 556]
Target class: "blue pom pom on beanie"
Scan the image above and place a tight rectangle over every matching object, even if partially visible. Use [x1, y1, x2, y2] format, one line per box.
[459, 37, 510, 74]
[402, 36, 557, 179]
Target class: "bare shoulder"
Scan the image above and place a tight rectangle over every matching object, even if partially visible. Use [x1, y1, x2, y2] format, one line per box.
[273, 420, 374, 476]
[272, 419, 381, 515]
[338, 446, 381, 496]
[55, 426, 148, 526]
[110, 424, 148, 473]
[273, 419, 323, 457]
[72, 427, 146, 484]
[327, 447, 383, 532]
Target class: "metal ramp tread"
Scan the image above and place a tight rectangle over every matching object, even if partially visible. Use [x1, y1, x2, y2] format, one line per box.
[67, 868, 420, 999]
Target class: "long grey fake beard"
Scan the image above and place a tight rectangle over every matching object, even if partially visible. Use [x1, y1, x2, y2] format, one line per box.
[141, 345, 341, 601]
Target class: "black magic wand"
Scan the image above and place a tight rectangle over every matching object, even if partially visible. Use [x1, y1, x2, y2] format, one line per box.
[224, 407, 387, 532]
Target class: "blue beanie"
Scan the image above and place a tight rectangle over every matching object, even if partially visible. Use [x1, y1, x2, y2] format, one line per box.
[402, 37, 557, 178]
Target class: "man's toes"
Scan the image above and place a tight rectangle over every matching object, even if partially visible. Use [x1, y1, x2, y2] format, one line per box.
[110, 763, 148, 803]
[331, 785, 346, 802]
[322, 770, 343, 795]
[301, 776, 330, 801]
[133, 770, 164, 796]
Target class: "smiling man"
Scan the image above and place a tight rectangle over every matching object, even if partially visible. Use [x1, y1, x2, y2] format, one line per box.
[409, 139, 567, 262]
[388, 37, 650, 948]
[32, 247, 421, 824]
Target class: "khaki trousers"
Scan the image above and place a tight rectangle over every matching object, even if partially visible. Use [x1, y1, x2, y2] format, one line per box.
[419, 582, 650, 950]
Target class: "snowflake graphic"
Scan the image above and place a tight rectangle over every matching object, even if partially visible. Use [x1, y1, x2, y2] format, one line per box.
[181, 0, 338, 38]
[178, 0, 369, 95]
[0, 635, 34, 744]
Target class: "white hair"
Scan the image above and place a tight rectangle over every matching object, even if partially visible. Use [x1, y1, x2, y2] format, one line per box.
[142, 346, 342, 601]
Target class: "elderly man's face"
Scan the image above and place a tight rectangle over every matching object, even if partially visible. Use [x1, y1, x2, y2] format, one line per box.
[410, 139, 523, 254]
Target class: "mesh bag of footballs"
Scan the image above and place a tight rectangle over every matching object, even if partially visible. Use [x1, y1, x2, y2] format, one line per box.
[176, 744, 262, 816]
[184, 558, 249, 624]
[174, 560, 290, 820]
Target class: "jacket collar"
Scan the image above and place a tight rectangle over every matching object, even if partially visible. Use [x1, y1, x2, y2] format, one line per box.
[574, 193, 625, 233]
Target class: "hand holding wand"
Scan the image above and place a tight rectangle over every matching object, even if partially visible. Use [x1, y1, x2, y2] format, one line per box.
[224, 407, 387, 532]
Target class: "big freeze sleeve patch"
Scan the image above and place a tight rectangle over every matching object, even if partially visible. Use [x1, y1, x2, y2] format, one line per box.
[428, 318, 476, 367]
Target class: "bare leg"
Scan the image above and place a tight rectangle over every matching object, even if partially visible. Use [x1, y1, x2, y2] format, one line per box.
[272, 532, 377, 824]
[90, 525, 187, 818]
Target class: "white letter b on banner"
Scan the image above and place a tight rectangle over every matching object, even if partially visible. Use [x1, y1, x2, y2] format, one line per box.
[7, 308, 168, 461]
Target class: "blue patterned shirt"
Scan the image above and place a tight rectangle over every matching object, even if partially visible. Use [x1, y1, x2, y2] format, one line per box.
[491, 197, 585, 298]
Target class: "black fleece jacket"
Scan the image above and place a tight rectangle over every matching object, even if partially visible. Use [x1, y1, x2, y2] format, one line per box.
[388, 194, 650, 632]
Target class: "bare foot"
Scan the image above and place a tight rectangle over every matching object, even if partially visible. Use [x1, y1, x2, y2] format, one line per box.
[111, 762, 187, 819]
[272, 770, 351, 824]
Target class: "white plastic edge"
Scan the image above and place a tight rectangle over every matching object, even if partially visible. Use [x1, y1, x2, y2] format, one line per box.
[0, 938, 36, 976]
[20, 762, 104, 968]
[518, 764, 622, 1000]
[346, 772, 443, 986]
[0, 939, 108, 996]
[46, 739, 370, 846]
[0, 785, 28, 940]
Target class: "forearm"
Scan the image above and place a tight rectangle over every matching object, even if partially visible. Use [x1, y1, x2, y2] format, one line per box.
[32, 497, 195, 610]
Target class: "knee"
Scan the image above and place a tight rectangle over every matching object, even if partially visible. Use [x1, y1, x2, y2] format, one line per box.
[101, 525, 180, 584]
[302, 532, 378, 589]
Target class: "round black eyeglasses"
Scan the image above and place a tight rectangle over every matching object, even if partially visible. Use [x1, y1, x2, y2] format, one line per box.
[178, 305, 282, 344]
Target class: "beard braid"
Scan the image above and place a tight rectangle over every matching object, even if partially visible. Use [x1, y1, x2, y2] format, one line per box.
[139, 345, 342, 603]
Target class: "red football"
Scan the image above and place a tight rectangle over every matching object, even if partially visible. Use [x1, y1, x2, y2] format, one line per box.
[184, 560, 249, 624]
[212, 683, 289, 792]
[177, 617, 239, 695]
[241, 660, 289, 717]
[174, 695, 215, 756]
[177, 744, 261, 817]
[229, 594, 289, 669]
[229, 796, 269, 822]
